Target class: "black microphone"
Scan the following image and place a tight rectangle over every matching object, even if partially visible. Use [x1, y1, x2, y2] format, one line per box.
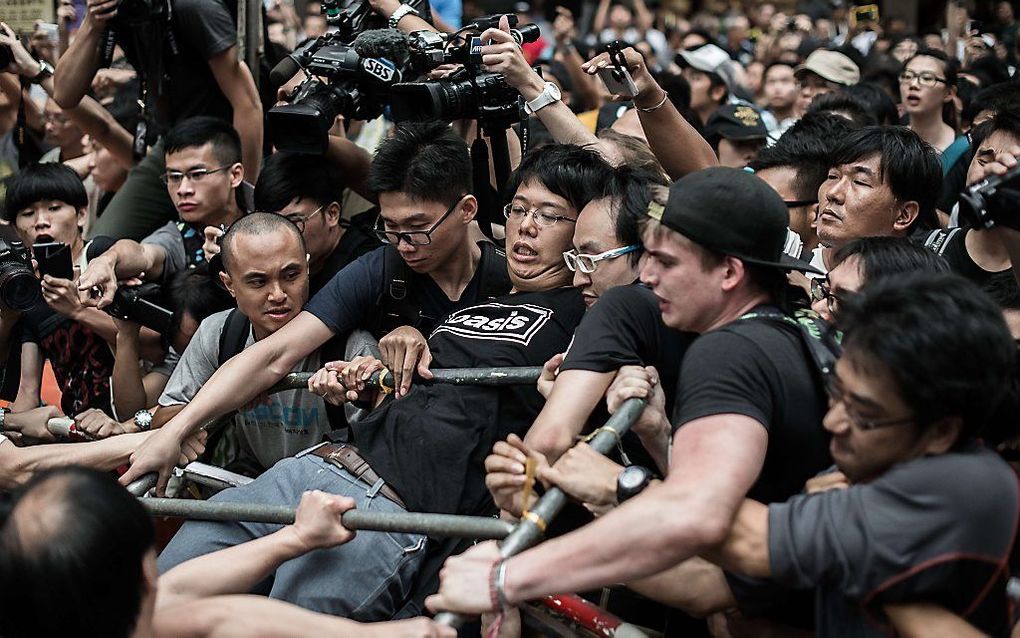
[353, 28, 411, 66]
[269, 38, 319, 87]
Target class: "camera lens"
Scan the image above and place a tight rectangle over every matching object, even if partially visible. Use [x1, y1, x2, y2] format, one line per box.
[0, 261, 41, 312]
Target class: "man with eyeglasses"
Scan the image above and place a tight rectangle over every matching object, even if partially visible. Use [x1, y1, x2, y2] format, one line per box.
[151, 143, 605, 619]
[79, 116, 249, 302]
[694, 273, 1018, 637]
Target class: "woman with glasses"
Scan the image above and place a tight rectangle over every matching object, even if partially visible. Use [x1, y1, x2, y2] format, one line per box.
[899, 49, 968, 177]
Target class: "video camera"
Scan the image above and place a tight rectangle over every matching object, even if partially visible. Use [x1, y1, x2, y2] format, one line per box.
[268, 29, 410, 154]
[103, 283, 173, 334]
[959, 164, 1020, 231]
[389, 15, 540, 129]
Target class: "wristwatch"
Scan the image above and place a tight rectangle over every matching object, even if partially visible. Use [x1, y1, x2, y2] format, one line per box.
[525, 81, 562, 115]
[0, 407, 8, 429]
[30, 59, 55, 84]
[388, 3, 419, 29]
[616, 465, 653, 503]
[133, 409, 153, 432]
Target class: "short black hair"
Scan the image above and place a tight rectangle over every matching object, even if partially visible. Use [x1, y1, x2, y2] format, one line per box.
[367, 121, 471, 206]
[505, 144, 614, 214]
[599, 165, 669, 265]
[3, 163, 88, 221]
[969, 111, 1020, 150]
[830, 236, 950, 282]
[805, 91, 878, 127]
[763, 60, 796, 78]
[165, 265, 236, 344]
[220, 212, 305, 275]
[837, 272, 1015, 442]
[844, 82, 900, 126]
[254, 151, 348, 213]
[0, 467, 155, 638]
[164, 116, 242, 166]
[828, 126, 942, 233]
[968, 80, 1020, 120]
[749, 113, 854, 203]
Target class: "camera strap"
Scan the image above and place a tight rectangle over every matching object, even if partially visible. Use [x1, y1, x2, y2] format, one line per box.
[133, 79, 150, 160]
[923, 227, 963, 257]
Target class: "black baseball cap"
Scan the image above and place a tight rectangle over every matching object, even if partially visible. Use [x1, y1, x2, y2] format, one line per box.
[705, 104, 767, 141]
[645, 167, 821, 274]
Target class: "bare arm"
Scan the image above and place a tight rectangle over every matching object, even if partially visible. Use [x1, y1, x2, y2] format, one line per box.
[592, 0, 611, 34]
[53, 12, 106, 109]
[0, 430, 147, 489]
[66, 96, 136, 169]
[11, 343, 43, 413]
[208, 46, 263, 180]
[524, 369, 614, 461]
[367, 0, 438, 34]
[627, 557, 737, 618]
[118, 311, 334, 493]
[701, 499, 771, 579]
[77, 239, 168, 308]
[507, 415, 767, 599]
[157, 490, 355, 605]
[325, 135, 373, 202]
[631, 0, 654, 34]
[884, 603, 987, 638]
[111, 321, 149, 419]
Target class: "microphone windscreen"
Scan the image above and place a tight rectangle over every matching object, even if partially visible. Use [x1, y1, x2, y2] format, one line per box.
[354, 29, 411, 66]
[270, 55, 302, 87]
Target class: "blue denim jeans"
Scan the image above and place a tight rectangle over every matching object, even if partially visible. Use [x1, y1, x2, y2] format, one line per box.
[157, 451, 427, 620]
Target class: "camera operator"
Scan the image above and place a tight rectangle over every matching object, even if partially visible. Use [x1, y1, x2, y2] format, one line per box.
[924, 112, 1019, 294]
[78, 116, 247, 304]
[53, 0, 262, 241]
[0, 163, 161, 419]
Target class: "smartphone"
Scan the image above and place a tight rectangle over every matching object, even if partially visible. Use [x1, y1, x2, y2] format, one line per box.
[32, 242, 74, 281]
[599, 41, 638, 99]
[850, 4, 879, 27]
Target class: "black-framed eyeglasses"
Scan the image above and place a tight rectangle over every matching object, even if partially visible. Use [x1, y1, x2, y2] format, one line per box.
[284, 204, 326, 233]
[373, 195, 465, 246]
[161, 165, 233, 186]
[810, 277, 840, 314]
[784, 199, 817, 208]
[898, 70, 947, 88]
[503, 203, 577, 228]
[825, 371, 916, 431]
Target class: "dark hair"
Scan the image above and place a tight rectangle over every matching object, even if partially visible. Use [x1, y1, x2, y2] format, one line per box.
[836, 272, 1015, 442]
[805, 91, 878, 126]
[844, 82, 900, 126]
[220, 212, 306, 274]
[505, 144, 614, 214]
[904, 48, 960, 132]
[763, 60, 796, 78]
[967, 80, 1020, 121]
[830, 236, 950, 282]
[969, 111, 1020, 151]
[0, 467, 155, 638]
[596, 129, 666, 177]
[164, 116, 243, 166]
[956, 77, 981, 129]
[749, 113, 854, 202]
[165, 265, 236, 345]
[3, 163, 88, 222]
[367, 121, 471, 206]
[599, 165, 669, 265]
[254, 151, 348, 212]
[828, 126, 942, 233]
[655, 71, 692, 111]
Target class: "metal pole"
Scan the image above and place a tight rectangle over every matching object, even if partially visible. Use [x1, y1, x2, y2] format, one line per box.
[126, 474, 158, 496]
[434, 397, 647, 628]
[141, 498, 514, 540]
[271, 366, 542, 394]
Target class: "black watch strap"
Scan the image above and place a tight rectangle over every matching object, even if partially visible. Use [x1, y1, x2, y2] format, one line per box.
[616, 465, 654, 503]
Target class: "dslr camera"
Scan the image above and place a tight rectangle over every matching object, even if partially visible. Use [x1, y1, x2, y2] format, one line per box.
[958, 164, 1020, 231]
[389, 15, 540, 129]
[103, 283, 173, 333]
[0, 239, 41, 312]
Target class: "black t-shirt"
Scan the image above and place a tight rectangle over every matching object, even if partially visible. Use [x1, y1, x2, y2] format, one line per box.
[116, 0, 236, 133]
[672, 309, 831, 628]
[309, 212, 381, 296]
[561, 284, 694, 414]
[351, 287, 586, 515]
[19, 238, 117, 417]
[936, 227, 1011, 289]
[305, 243, 509, 339]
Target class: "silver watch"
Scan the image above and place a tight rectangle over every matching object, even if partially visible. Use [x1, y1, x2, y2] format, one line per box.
[133, 409, 153, 431]
[525, 81, 562, 115]
[388, 3, 419, 29]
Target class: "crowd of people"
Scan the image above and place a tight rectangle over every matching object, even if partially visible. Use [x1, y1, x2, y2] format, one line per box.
[1, 0, 1020, 636]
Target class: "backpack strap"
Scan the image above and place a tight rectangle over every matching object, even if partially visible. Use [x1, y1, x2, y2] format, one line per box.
[477, 242, 511, 301]
[217, 308, 251, 367]
[737, 310, 842, 384]
[923, 227, 963, 257]
[371, 245, 421, 339]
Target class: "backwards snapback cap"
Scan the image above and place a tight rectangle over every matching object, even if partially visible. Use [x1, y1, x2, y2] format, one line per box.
[645, 167, 821, 274]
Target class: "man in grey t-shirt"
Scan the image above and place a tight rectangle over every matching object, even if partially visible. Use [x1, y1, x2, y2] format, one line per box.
[155, 213, 330, 473]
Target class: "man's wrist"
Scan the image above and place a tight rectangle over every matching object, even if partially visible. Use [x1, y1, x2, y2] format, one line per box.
[374, 0, 401, 19]
[518, 74, 547, 102]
